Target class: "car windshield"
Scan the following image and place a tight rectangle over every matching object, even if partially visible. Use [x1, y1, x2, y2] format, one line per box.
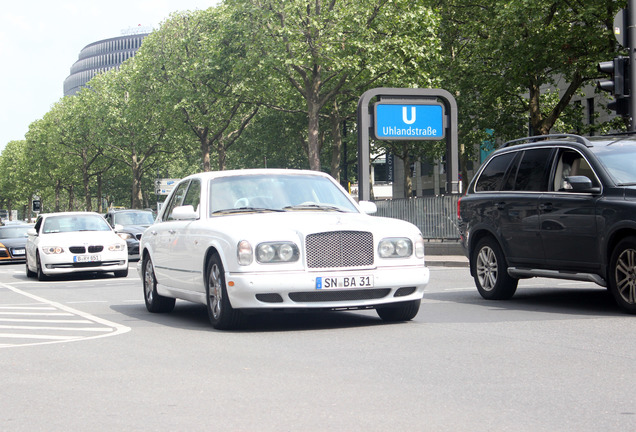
[113, 211, 155, 226]
[590, 140, 636, 185]
[209, 174, 358, 214]
[0, 226, 30, 239]
[42, 215, 111, 234]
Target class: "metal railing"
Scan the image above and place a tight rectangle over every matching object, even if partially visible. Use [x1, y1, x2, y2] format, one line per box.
[373, 195, 460, 240]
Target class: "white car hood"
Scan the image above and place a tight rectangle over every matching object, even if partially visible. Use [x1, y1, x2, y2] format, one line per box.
[39, 230, 122, 245]
[208, 211, 420, 238]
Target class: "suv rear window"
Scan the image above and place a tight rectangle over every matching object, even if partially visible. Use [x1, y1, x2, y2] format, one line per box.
[475, 152, 516, 192]
[475, 148, 552, 192]
[512, 148, 552, 191]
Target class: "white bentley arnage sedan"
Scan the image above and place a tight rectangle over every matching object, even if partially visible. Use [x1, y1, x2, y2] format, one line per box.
[138, 169, 430, 329]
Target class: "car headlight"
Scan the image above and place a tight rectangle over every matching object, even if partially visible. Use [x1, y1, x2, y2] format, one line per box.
[378, 238, 413, 258]
[42, 246, 64, 254]
[117, 232, 134, 240]
[256, 242, 299, 263]
[109, 243, 126, 251]
[237, 240, 253, 265]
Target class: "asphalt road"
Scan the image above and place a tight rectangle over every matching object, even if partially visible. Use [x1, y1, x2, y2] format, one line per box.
[1, 262, 634, 431]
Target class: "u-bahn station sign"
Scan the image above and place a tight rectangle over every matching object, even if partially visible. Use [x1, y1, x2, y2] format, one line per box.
[357, 87, 459, 200]
[374, 102, 445, 140]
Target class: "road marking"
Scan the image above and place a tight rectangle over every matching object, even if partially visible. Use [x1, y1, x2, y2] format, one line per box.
[0, 282, 130, 349]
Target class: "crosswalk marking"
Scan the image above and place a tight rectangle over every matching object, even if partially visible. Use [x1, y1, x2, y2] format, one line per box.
[0, 282, 131, 348]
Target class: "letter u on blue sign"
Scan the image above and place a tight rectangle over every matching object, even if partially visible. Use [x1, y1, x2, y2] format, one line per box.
[374, 103, 444, 140]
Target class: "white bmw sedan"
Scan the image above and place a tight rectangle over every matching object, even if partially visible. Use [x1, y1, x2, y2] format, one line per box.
[139, 169, 430, 329]
[26, 212, 128, 281]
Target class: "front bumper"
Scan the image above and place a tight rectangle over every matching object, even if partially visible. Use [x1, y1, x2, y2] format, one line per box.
[224, 266, 430, 310]
[42, 252, 128, 275]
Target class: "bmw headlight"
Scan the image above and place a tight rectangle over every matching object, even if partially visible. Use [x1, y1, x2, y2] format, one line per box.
[378, 238, 413, 258]
[109, 243, 126, 251]
[117, 232, 134, 240]
[256, 242, 299, 263]
[42, 246, 64, 254]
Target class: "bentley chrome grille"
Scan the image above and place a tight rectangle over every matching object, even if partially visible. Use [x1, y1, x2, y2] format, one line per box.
[305, 231, 374, 268]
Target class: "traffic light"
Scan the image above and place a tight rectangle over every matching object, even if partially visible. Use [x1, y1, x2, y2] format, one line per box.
[597, 56, 630, 116]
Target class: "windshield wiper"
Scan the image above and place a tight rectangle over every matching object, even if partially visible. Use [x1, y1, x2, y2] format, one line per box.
[282, 204, 346, 212]
[212, 207, 285, 215]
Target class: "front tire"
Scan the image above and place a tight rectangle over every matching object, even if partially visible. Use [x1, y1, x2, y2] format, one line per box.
[143, 256, 175, 313]
[609, 236, 636, 314]
[26, 257, 36, 278]
[114, 268, 129, 278]
[376, 299, 421, 322]
[206, 253, 242, 330]
[471, 237, 518, 300]
[36, 253, 49, 281]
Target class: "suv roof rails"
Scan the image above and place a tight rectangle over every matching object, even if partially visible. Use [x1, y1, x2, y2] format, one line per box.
[501, 134, 592, 149]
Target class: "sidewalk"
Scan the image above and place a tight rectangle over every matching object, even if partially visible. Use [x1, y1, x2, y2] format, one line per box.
[424, 240, 469, 267]
[426, 254, 469, 267]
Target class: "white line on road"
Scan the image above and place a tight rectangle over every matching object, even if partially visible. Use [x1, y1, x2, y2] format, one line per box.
[0, 282, 131, 348]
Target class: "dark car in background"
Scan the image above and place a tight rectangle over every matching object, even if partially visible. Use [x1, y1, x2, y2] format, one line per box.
[105, 209, 155, 261]
[0, 224, 34, 263]
[458, 133, 636, 314]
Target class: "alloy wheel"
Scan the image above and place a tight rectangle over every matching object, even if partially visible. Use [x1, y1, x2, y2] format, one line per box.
[476, 246, 498, 292]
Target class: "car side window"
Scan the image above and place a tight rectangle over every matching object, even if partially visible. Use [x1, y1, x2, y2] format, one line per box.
[162, 181, 189, 222]
[182, 179, 201, 216]
[553, 149, 600, 191]
[512, 148, 553, 191]
[475, 152, 517, 192]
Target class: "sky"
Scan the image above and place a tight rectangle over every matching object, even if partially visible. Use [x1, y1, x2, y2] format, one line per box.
[0, 0, 218, 151]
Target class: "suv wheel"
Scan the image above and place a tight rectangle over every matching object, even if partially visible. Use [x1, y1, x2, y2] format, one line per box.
[609, 236, 636, 314]
[471, 237, 518, 300]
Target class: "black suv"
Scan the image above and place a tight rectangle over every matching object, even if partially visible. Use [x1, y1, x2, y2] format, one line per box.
[458, 133, 636, 313]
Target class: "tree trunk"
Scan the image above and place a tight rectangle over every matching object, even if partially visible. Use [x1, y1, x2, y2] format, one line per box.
[81, 148, 92, 212]
[329, 107, 342, 182]
[307, 95, 322, 171]
[131, 154, 143, 209]
[55, 180, 61, 213]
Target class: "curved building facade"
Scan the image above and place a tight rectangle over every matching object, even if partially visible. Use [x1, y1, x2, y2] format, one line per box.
[63, 32, 149, 96]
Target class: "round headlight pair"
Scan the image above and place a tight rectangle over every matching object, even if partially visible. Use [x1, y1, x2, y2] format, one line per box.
[378, 238, 413, 258]
[256, 242, 299, 263]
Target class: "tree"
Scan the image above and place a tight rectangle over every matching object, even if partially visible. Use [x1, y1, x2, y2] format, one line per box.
[439, 0, 624, 144]
[85, 63, 177, 209]
[228, 0, 442, 172]
[138, 6, 260, 172]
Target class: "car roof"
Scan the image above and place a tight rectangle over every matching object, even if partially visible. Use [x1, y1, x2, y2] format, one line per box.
[501, 133, 636, 150]
[38, 211, 104, 219]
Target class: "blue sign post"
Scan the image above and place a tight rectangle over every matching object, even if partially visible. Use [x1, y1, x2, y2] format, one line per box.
[374, 102, 445, 140]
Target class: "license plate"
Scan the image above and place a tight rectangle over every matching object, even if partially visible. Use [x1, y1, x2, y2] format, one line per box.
[316, 275, 373, 289]
[12, 249, 25, 256]
[74, 255, 100, 263]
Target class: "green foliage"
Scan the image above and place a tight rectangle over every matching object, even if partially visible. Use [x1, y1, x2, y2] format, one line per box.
[0, 0, 628, 207]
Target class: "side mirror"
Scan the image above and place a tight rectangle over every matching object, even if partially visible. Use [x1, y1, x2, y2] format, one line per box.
[565, 176, 601, 194]
[114, 224, 124, 231]
[358, 200, 377, 214]
[27, 228, 38, 236]
[172, 205, 198, 220]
